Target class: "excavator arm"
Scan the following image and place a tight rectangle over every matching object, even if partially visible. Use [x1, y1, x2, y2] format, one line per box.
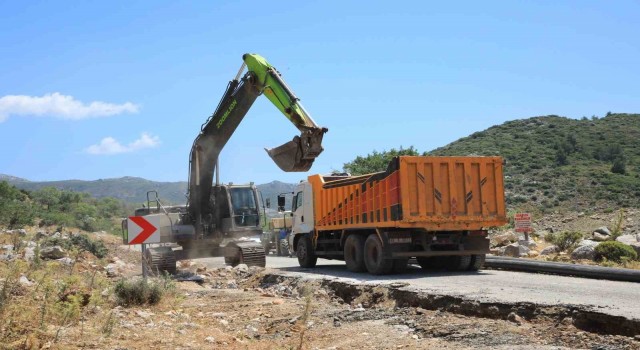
[187, 53, 327, 233]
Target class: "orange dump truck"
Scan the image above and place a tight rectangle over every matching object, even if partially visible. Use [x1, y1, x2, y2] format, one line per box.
[288, 156, 507, 274]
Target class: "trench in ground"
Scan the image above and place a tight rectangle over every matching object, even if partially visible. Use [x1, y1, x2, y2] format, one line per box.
[260, 273, 640, 338]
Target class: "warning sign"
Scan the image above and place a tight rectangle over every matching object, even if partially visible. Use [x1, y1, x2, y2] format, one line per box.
[514, 213, 533, 233]
[127, 216, 160, 244]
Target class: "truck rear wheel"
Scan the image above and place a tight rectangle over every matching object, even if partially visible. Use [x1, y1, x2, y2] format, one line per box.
[446, 255, 472, 271]
[468, 254, 486, 271]
[297, 236, 317, 268]
[364, 234, 393, 275]
[344, 234, 366, 272]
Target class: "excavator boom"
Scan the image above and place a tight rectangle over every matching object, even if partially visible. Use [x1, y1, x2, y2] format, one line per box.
[187, 53, 327, 234]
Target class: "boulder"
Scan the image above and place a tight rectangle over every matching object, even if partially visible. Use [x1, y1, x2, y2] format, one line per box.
[519, 239, 537, 249]
[56, 257, 74, 266]
[593, 226, 611, 236]
[491, 233, 516, 247]
[571, 245, 596, 261]
[503, 243, 530, 257]
[19, 275, 33, 287]
[1, 244, 14, 253]
[578, 239, 599, 247]
[23, 247, 35, 261]
[616, 234, 639, 245]
[592, 232, 609, 241]
[540, 245, 559, 256]
[40, 246, 66, 260]
[34, 231, 48, 240]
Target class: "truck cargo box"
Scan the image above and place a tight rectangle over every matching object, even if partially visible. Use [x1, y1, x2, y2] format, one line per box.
[309, 156, 507, 231]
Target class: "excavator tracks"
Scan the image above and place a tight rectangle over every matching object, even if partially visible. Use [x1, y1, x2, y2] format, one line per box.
[143, 246, 177, 276]
[224, 241, 266, 267]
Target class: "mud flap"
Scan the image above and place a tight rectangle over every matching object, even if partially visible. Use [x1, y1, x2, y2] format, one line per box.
[266, 127, 327, 172]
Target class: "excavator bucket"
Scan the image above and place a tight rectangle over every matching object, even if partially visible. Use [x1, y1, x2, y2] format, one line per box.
[266, 127, 327, 172]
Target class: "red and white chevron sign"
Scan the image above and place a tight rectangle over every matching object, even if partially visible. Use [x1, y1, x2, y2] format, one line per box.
[127, 216, 160, 244]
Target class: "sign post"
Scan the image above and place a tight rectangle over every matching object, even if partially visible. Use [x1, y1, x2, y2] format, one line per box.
[127, 216, 161, 279]
[514, 213, 533, 241]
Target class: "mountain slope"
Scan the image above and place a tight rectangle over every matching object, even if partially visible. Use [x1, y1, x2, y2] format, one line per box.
[2, 175, 296, 209]
[430, 113, 640, 210]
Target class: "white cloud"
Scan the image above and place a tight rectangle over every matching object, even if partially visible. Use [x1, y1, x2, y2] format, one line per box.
[0, 92, 139, 122]
[85, 132, 160, 155]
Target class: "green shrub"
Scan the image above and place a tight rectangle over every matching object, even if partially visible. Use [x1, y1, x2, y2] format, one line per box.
[41, 233, 108, 258]
[594, 241, 637, 263]
[548, 231, 583, 252]
[113, 278, 165, 307]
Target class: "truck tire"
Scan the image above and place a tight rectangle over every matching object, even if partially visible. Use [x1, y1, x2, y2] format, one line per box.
[392, 259, 409, 274]
[468, 254, 486, 271]
[344, 234, 366, 272]
[446, 255, 472, 271]
[297, 236, 317, 268]
[364, 234, 393, 275]
[278, 239, 290, 257]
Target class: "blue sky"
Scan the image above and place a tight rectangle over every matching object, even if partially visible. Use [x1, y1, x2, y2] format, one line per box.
[1, 1, 639, 184]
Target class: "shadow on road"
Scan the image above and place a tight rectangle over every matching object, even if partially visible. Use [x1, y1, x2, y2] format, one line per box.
[274, 263, 492, 282]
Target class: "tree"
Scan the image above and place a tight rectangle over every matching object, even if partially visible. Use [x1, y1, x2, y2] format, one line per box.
[32, 187, 61, 211]
[343, 146, 421, 175]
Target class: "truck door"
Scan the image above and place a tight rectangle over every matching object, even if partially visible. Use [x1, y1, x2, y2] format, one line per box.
[291, 182, 314, 235]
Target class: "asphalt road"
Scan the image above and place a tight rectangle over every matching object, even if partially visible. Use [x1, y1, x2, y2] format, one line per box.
[198, 255, 640, 321]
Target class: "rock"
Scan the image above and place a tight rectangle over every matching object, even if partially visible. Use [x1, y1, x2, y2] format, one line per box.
[51, 232, 61, 238]
[616, 234, 639, 245]
[1, 244, 14, 253]
[578, 239, 599, 247]
[540, 245, 559, 256]
[19, 275, 33, 287]
[23, 247, 35, 261]
[135, 310, 155, 319]
[34, 231, 48, 240]
[519, 239, 537, 249]
[40, 246, 65, 260]
[226, 280, 238, 289]
[503, 243, 530, 257]
[593, 226, 611, 236]
[233, 264, 249, 274]
[205, 336, 215, 343]
[492, 232, 517, 247]
[56, 257, 74, 266]
[219, 319, 229, 326]
[592, 232, 609, 241]
[0, 254, 15, 261]
[527, 250, 539, 258]
[507, 312, 524, 325]
[571, 245, 596, 261]
[105, 264, 120, 277]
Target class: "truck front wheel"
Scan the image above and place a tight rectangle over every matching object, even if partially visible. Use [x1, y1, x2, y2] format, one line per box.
[364, 234, 393, 275]
[344, 234, 366, 272]
[297, 235, 317, 268]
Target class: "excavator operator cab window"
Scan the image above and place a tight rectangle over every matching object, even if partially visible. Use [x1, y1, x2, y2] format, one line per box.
[229, 187, 259, 227]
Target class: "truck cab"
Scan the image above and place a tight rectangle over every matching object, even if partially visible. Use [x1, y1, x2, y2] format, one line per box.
[291, 181, 315, 239]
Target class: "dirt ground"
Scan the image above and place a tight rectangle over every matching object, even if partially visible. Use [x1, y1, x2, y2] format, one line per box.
[2, 229, 640, 349]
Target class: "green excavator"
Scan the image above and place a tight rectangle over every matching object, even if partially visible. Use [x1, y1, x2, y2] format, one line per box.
[123, 54, 328, 274]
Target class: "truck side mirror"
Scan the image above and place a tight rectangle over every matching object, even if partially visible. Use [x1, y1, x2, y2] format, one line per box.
[265, 198, 271, 208]
[277, 195, 286, 212]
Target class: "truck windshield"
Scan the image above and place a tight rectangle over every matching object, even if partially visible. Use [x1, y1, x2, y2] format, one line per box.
[229, 187, 259, 227]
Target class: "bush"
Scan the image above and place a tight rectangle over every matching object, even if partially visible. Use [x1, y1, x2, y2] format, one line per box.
[113, 278, 165, 307]
[41, 233, 108, 258]
[594, 241, 637, 263]
[548, 231, 583, 252]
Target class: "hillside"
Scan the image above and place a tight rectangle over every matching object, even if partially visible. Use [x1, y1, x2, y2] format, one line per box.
[430, 113, 640, 211]
[1, 175, 296, 209]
